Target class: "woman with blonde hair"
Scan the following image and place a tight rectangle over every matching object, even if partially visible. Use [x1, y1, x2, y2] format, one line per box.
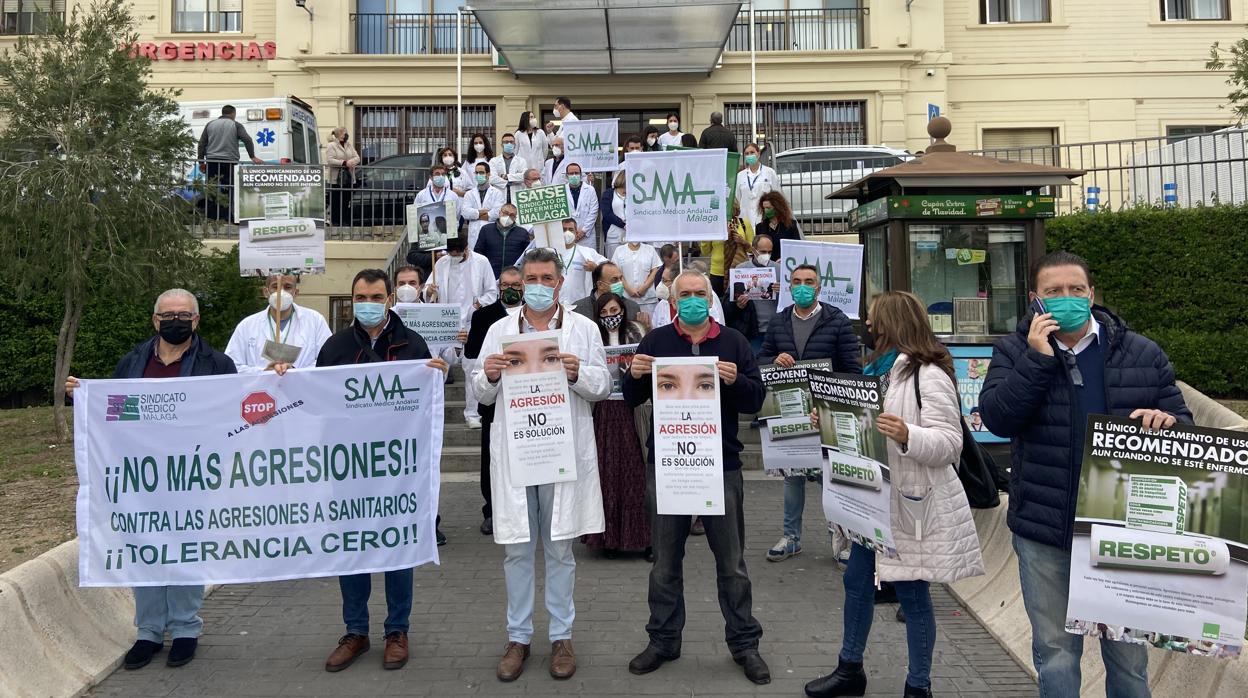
[805, 291, 984, 698]
[326, 127, 360, 226]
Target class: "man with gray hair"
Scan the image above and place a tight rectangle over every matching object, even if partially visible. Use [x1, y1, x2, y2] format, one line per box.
[65, 288, 236, 671]
[472, 247, 610, 683]
[698, 111, 739, 152]
[622, 269, 770, 685]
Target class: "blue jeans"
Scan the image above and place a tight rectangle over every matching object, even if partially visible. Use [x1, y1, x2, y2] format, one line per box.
[134, 585, 204, 643]
[782, 474, 808, 542]
[338, 568, 414, 636]
[1013, 534, 1150, 698]
[503, 483, 576, 644]
[839, 544, 935, 689]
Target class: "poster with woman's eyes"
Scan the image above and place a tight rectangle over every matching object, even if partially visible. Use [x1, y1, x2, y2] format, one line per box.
[499, 330, 577, 486]
[652, 356, 724, 515]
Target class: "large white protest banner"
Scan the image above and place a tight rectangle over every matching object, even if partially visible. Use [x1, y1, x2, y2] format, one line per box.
[394, 303, 462, 351]
[1065, 415, 1248, 659]
[652, 356, 724, 515]
[778, 240, 864, 319]
[811, 370, 897, 558]
[499, 330, 578, 486]
[73, 361, 443, 587]
[562, 118, 619, 173]
[624, 149, 728, 243]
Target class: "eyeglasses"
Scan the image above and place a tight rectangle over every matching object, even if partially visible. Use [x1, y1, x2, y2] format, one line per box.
[1060, 350, 1084, 387]
[155, 312, 195, 321]
[499, 282, 524, 290]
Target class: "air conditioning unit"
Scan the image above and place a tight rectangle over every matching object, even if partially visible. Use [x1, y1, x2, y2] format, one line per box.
[954, 297, 989, 335]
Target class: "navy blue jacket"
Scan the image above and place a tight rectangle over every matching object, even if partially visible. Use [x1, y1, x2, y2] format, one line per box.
[473, 222, 531, 279]
[758, 302, 862, 373]
[979, 307, 1191, 550]
[600, 188, 625, 232]
[113, 335, 236, 379]
[622, 323, 765, 471]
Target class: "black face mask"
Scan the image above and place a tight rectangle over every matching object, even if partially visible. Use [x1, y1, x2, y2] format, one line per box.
[500, 288, 522, 306]
[860, 326, 877, 352]
[159, 318, 194, 345]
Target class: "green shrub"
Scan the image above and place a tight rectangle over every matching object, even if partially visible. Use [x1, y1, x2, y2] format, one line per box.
[1046, 205, 1248, 396]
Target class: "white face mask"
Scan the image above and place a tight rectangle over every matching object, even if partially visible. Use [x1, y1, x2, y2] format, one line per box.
[442, 155, 456, 166]
[564, 231, 577, 246]
[755, 253, 771, 266]
[646, 136, 657, 146]
[655, 283, 671, 300]
[551, 146, 563, 157]
[668, 122, 679, 132]
[395, 284, 420, 303]
[268, 290, 293, 312]
[499, 215, 514, 228]
[474, 143, 485, 154]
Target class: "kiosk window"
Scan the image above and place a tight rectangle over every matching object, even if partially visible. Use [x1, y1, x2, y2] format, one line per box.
[864, 226, 886, 302]
[907, 223, 1026, 335]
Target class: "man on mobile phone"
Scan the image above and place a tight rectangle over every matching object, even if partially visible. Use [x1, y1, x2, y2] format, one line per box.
[978, 251, 1191, 698]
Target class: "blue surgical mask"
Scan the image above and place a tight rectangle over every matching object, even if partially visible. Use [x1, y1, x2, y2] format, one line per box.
[353, 302, 386, 328]
[677, 295, 709, 325]
[1043, 296, 1092, 333]
[791, 284, 817, 308]
[524, 283, 556, 311]
[567, 174, 582, 187]
[475, 173, 488, 186]
[610, 281, 625, 296]
[503, 142, 515, 155]
[432, 175, 447, 188]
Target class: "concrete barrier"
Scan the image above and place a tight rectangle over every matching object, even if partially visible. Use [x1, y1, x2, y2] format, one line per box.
[948, 381, 1248, 697]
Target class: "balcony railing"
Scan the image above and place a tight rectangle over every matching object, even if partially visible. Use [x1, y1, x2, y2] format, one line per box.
[725, 7, 867, 52]
[351, 12, 490, 55]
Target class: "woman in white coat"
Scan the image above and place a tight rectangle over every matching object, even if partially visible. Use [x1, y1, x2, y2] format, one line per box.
[472, 247, 609, 676]
[735, 142, 781, 228]
[515, 111, 549, 175]
[806, 290, 984, 698]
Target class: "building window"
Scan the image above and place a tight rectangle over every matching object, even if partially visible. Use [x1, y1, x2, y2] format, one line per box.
[724, 99, 867, 154]
[173, 0, 242, 33]
[1161, 0, 1229, 20]
[354, 104, 495, 164]
[329, 297, 353, 333]
[1166, 124, 1229, 143]
[980, 127, 1059, 166]
[2, 0, 64, 35]
[982, 0, 1050, 24]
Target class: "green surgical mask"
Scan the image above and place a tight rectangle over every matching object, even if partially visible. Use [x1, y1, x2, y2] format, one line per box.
[1044, 296, 1092, 333]
[677, 295, 710, 325]
[763, 208, 777, 219]
[745, 154, 759, 166]
[610, 281, 625, 296]
[791, 284, 817, 308]
[567, 174, 582, 187]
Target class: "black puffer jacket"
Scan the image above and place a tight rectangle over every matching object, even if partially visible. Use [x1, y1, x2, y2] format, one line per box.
[113, 335, 236, 378]
[758, 302, 862, 373]
[979, 307, 1192, 549]
[316, 310, 432, 367]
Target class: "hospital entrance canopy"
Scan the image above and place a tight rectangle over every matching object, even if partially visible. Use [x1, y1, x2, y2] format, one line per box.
[467, 0, 743, 76]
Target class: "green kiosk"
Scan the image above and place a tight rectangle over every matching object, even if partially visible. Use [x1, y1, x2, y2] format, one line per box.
[829, 117, 1084, 444]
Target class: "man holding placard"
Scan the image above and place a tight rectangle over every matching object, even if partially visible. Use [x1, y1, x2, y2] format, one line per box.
[473, 247, 609, 682]
[225, 274, 331, 373]
[622, 270, 771, 686]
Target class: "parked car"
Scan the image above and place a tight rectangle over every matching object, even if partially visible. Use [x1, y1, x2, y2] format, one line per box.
[774, 145, 912, 231]
[343, 152, 434, 227]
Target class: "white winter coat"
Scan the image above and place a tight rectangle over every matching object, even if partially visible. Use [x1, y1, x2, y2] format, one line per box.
[870, 354, 985, 584]
[224, 304, 332, 373]
[472, 308, 609, 544]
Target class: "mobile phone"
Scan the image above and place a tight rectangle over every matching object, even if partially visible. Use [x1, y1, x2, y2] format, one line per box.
[1031, 298, 1047, 316]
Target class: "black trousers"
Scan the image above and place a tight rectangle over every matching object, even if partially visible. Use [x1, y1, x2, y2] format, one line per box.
[480, 417, 493, 519]
[645, 464, 762, 657]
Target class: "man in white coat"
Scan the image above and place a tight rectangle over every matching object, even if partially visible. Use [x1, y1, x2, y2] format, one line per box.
[564, 162, 599, 251]
[413, 163, 463, 218]
[473, 246, 608, 684]
[461, 161, 506, 251]
[426, 236, 498, 425]
[542, 135, 571, 186]
[490, 132, 529, 203]
[225, 274, 331, 373]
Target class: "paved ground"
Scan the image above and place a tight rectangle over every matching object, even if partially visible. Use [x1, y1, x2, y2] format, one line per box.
[89, 477, 1037, 698]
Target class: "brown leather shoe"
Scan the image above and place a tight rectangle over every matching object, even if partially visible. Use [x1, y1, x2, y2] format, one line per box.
[550, 640, 576, 679]
[325, 634, 369, 672]
[383, 631, 408, 670]
[496, 641, 530, 682]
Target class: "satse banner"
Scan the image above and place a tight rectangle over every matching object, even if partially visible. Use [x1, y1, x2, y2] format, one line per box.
[652, 356, 725, 515]
[1065, 415, 1248, 659]
[562, 118, 620, 173]
[624, 149, 728, 243]
[73, 361, 444, 586]
[778, 240, 864, 319]
[499, 330, 578, 487]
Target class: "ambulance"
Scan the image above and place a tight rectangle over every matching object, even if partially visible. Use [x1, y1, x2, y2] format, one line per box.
[179, 96, 320, 165]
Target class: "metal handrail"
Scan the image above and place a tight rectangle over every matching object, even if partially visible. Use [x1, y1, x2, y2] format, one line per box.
[725, 7, 868, 52]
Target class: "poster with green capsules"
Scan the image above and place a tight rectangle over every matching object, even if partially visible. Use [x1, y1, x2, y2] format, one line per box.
[1065, 415, 1248, 659]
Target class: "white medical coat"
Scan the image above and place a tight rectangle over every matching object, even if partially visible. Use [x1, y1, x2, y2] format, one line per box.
[488, 154, 529, 201]
[567, 183, 600, 247]
[472, 308, 608, 544]
[427, 251, 498, 324]
[735, 165, 782, 227]
[224, 303, 332, 374]
[513, 129, 549, 174]
[460, 185, 506, 250]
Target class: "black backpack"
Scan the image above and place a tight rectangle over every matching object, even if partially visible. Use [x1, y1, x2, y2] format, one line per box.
[911, 369, 1004, 509]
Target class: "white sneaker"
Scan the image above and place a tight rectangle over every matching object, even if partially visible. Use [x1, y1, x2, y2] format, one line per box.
[466, 417, 482, 430]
